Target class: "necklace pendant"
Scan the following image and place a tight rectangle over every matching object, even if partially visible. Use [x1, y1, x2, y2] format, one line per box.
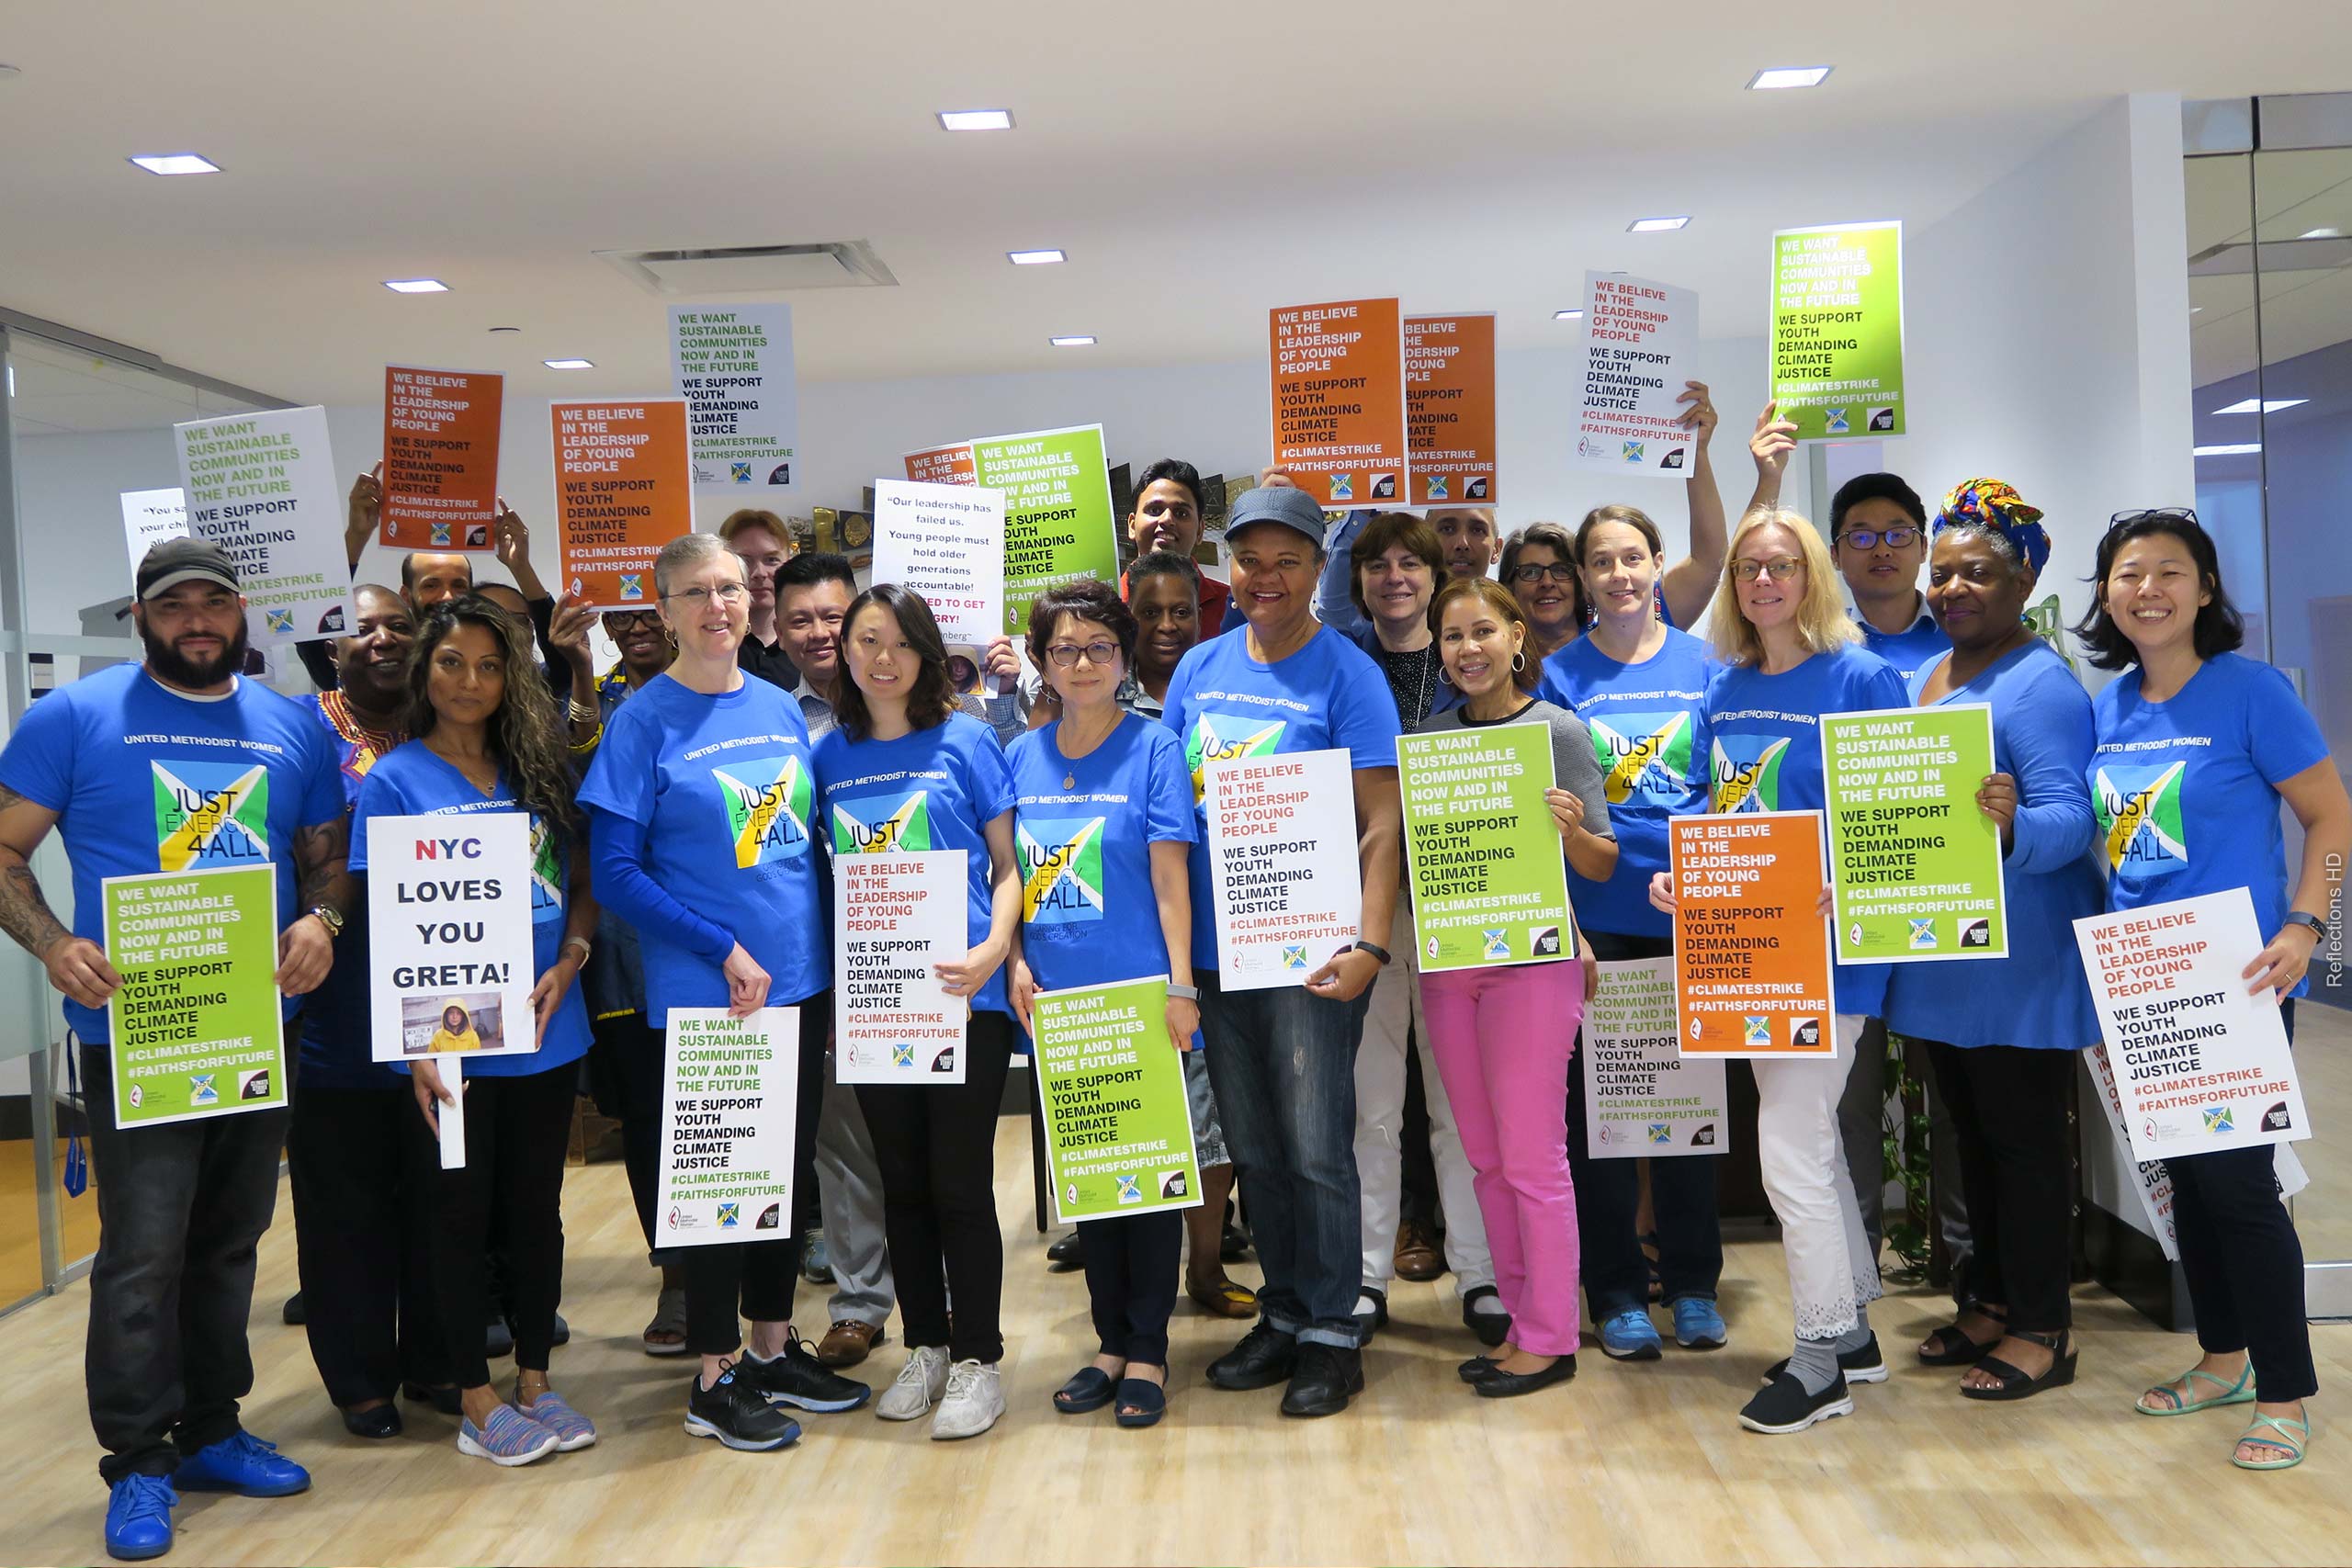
[1062, 773, 1076, 790]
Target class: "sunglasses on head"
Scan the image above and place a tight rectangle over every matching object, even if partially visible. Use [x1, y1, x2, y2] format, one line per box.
[2103, 507, 2199, 544]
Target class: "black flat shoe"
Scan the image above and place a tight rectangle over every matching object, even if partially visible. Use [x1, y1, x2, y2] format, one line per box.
[1738, 1371, 1852, 1435]
[281, 1291, 305, 1326]
[1457, 1355, 1501, 1383]
[401, 1382, 462, 1416]
[1046, 1231, 1085, 1271]
[1959, 1330, 2077, 1402]
[1207, 1323, 1296, 1391]
[1220, 1219, 1252, 1262]
[1114, 1377, 1168, 1428]
[1764, 1333, 1888, 1386]
[1461, 1285, 1511, 1348]
[341, 1402, 401, 1439]
[1474, 1355, 1576, 1399]
[1053, 1367, 1116, 1415]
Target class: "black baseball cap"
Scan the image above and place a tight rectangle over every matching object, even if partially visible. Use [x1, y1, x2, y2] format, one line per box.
[136, 537, 241, 601]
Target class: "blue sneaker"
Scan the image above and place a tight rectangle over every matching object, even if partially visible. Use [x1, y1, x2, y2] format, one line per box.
[1672, 1296, 1728, 1350]
[1598, 1308, 1663, 1361]
[172, 1431, 310, 1497]
[104, 1474, 176, 1562]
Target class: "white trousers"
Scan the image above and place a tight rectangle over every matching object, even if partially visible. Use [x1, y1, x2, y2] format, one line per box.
[1754, 1013, 1883, 1342]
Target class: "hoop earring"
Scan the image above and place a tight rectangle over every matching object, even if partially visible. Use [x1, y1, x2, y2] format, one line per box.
[1511, 650, 1526, 672]
[1437, 664, 1453, 687]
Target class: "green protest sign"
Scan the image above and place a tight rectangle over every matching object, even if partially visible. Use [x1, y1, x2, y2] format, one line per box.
[103, 863, 285, 1127]
[1396, 721, 1576, 972]
[1821, 703, 2007, 964]
[1032, 975, 1202, 1224]
[1770, 220, 1905, 442]
[968, 423, 1119, 637]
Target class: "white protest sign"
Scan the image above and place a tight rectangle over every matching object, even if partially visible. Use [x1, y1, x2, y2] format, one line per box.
[870, 479, 1007, 644]
[835, 851, 968, 1084]
[1204, 748, 1361, 991]
[1571, 271, 1702, 477]
[1584, 955, 1729, 1158]
[119, 488, 188, 589]
[173, 406, 356, 647]
[657, 1007, 801, 1247]
[366, 812, 539, 1066]
[670, 304, 798, 494]
[2085, 1042, 2179, 1259]
[2074, 887, 2311, 1163]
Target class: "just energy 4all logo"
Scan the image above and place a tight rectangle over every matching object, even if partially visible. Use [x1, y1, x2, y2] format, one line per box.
[712, 755, 813, 870]
[1709, 736, 1788, 814]
[1185, 713, 1287, 802]
[153, 761, 270, 871]
[2094, 761, 2188, 874]
[1589, 711, 1692, 806]
[528, 817, 563, 923]
[831, 790, 932, 854]
[1017, 816, 1106, 924]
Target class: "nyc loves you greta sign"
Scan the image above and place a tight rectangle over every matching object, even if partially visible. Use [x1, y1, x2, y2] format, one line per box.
[368, 814, 538, 1063]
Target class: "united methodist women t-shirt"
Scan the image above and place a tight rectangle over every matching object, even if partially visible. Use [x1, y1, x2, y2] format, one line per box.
[2090, 650, 2330, 999]
[1539, 627, 1714, 939]
[1006, 714, 1197, 993]
[576, 673, 827, 1013]
[350, 741, 591, 1074]
[1160, 624, 1403, 971]
[812, 711, 1017, 1018]
[0, 664, 343, 1043]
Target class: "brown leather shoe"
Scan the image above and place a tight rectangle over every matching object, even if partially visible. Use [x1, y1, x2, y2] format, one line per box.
[1187, 1270, 1260, 1319]
[1394, 1221, 1445, 1282]
[817, 1319, 887, 1368]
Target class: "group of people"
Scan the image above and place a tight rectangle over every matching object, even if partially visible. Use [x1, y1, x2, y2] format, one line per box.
[0, 389, 2343, 1562]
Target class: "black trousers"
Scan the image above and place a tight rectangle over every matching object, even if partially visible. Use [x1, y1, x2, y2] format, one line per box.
[585, 1011, 680, 1264]
[2164, 1000, 2315, 1403]
[78, 1033, 291, 1483]
[288, 1079, 448, 1406]
[1920, 1041, 2076, 1334]
[401, 1057, 575, 1390]
[680, 994, 830, 1357]
[857, 1010, 1015, 1364]
[1081, 1209, 1183, 1366]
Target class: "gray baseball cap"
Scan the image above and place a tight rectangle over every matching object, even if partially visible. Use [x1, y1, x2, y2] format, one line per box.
[1223, 486, 1329, 547]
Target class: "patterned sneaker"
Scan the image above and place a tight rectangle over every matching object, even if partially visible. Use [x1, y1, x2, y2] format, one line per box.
[172, 1431, 310, 1497]
[876, 1346, 951, 1421]
[457, 1404, 560, 1467]
[516, 1391, 597, 1451]
[931, 1359, 1005, 1440]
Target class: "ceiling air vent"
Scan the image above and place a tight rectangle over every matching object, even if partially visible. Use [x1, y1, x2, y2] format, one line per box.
[594, 242, 898, 295]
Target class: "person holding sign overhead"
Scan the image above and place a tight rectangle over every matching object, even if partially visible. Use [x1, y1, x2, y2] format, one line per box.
[579, 534, 868, 1455]
[812, 582, 1023, 1441]
[1419, 576, 1613, 1399]
[2075, 509, 2349, 1471]
[352, 596, 600, 1467]
[1165, 485, 1405, 1420]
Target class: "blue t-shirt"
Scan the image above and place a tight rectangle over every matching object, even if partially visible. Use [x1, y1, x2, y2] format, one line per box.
[1695, 641, 1909, 1017]
[1539, 627, 1713, 939]
[350, 742, 592, 1075]
[1161, 623, 1402, 970]
[297, 696, 401, 1089]
[1006, 715, 1197, 993]
[1853, 597, 1951, 684]
[2089, 650, 2330, 999]
[576, 673, 827, 1014]
[0, 665, 343, 1044]
[813, 711, 1016, 1018]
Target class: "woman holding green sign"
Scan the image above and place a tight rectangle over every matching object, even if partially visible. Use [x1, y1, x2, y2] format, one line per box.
[1006, 577, 1200, 1429]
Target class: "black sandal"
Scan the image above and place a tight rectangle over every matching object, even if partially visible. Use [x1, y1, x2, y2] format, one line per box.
[1052, 1367, 1117, 1415]
[1960, 1329, 2076, 1402]
[1917, 1305, 2007, 1367]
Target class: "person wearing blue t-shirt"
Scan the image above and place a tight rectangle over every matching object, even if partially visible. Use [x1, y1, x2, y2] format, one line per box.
[1883, 507, 2104, 1404]
[1542, 506, 1729, 1362]
[1003, 580, 1200, 1429]
[578, 534, 868, 1455]
[813, 582, 1022, 1442]
[1165, 486, 1405, 1420]
[0, 539, 345, 1560]
[1654, 507, 1905, 1438]
[2076, 510, 2349, 1472]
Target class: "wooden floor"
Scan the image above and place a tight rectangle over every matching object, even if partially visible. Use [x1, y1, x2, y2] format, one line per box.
[1, 1109, 2346, 1567]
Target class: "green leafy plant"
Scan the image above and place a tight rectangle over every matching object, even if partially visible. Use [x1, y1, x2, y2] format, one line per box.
[1880, 1030, 1933, 1277]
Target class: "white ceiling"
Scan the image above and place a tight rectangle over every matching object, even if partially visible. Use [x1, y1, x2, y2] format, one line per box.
[5, 0, 2352, 410]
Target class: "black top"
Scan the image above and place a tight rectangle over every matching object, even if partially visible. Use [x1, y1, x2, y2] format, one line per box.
[738, 633, 804, 694]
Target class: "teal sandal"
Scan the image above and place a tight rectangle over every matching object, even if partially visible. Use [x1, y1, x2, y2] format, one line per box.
[2136, 1362, 2256, 1416]
[2231, 1413, 2309, 1471]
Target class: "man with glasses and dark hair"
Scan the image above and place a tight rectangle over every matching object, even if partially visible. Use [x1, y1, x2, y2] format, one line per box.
[1825, 473, 1949, 682]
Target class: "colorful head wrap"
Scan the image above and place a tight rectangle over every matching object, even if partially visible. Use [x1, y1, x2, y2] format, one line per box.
[1933, 478, 2049, 574]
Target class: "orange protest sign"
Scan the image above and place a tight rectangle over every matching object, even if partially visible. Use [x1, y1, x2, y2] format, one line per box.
[904, 443, 976, 486]
[1403, 314, 1497, 505]
[1669, 811, 1838, 1058]
[550, 399, 692, 611]
[1269, 298, 1408, 508]
[380, 367, 503, 550]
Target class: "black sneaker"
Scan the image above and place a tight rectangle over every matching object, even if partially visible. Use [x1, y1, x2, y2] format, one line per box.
[738, 1338, 871, 1413]
[1762, 1333, 1887, 1386]
[281, 1292, 305, 1326]
[1206, 1322, 1296, 1391]
[1280, 1343, 1364, 1418]
[684, 1368, 802, 1451]
[1737, 1371, 1853, 1434]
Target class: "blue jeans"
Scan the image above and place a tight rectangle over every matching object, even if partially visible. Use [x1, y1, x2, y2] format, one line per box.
[1199, 971, 1369, 1349]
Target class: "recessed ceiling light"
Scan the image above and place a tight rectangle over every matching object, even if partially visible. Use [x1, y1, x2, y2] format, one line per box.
[1555, 310, 1585, 321]
[2193, 443, 2262, 457]
[129, 153, 220, 176]
[1628, 216, 1690, 232]
[2210, 397, 2305, 414]
[0, 64, 21, 82]
[383, 278, 448, 294]
[1747, 66, 1833, 90]
[938, 108, 1014, 132]
[1008, 249, 1067, 265]
[2298, 226, 2344, 239]
[1048, 335, 1096, 348]
[543, 358, 594, 370]
[488, 325, 520, 333]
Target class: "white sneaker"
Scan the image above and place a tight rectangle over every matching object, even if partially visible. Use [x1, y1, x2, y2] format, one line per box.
[876, 1346, 949, 1421]
[931, 1359, 1004, 1441]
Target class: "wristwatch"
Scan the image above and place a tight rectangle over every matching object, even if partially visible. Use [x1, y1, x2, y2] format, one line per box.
[308, 905, 345, 940]
[2281, 911, 2326, 942]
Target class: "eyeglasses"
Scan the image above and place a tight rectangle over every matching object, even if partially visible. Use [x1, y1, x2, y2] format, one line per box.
[1835, 525, 1918, 551]
[1732, 556, 1804, 582]
[1510, 563, 1578, 584]
[1046, 640, 1121, 669]
[605, 611, 662, 629]
[661, 584, 749, 607]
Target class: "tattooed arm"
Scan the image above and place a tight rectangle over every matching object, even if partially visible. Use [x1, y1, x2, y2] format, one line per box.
[276, 817, 351, 997]
[0, 784, 122, 1008]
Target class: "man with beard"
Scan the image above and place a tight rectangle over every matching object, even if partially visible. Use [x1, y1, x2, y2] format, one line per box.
[0, 538, 347, 1562]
